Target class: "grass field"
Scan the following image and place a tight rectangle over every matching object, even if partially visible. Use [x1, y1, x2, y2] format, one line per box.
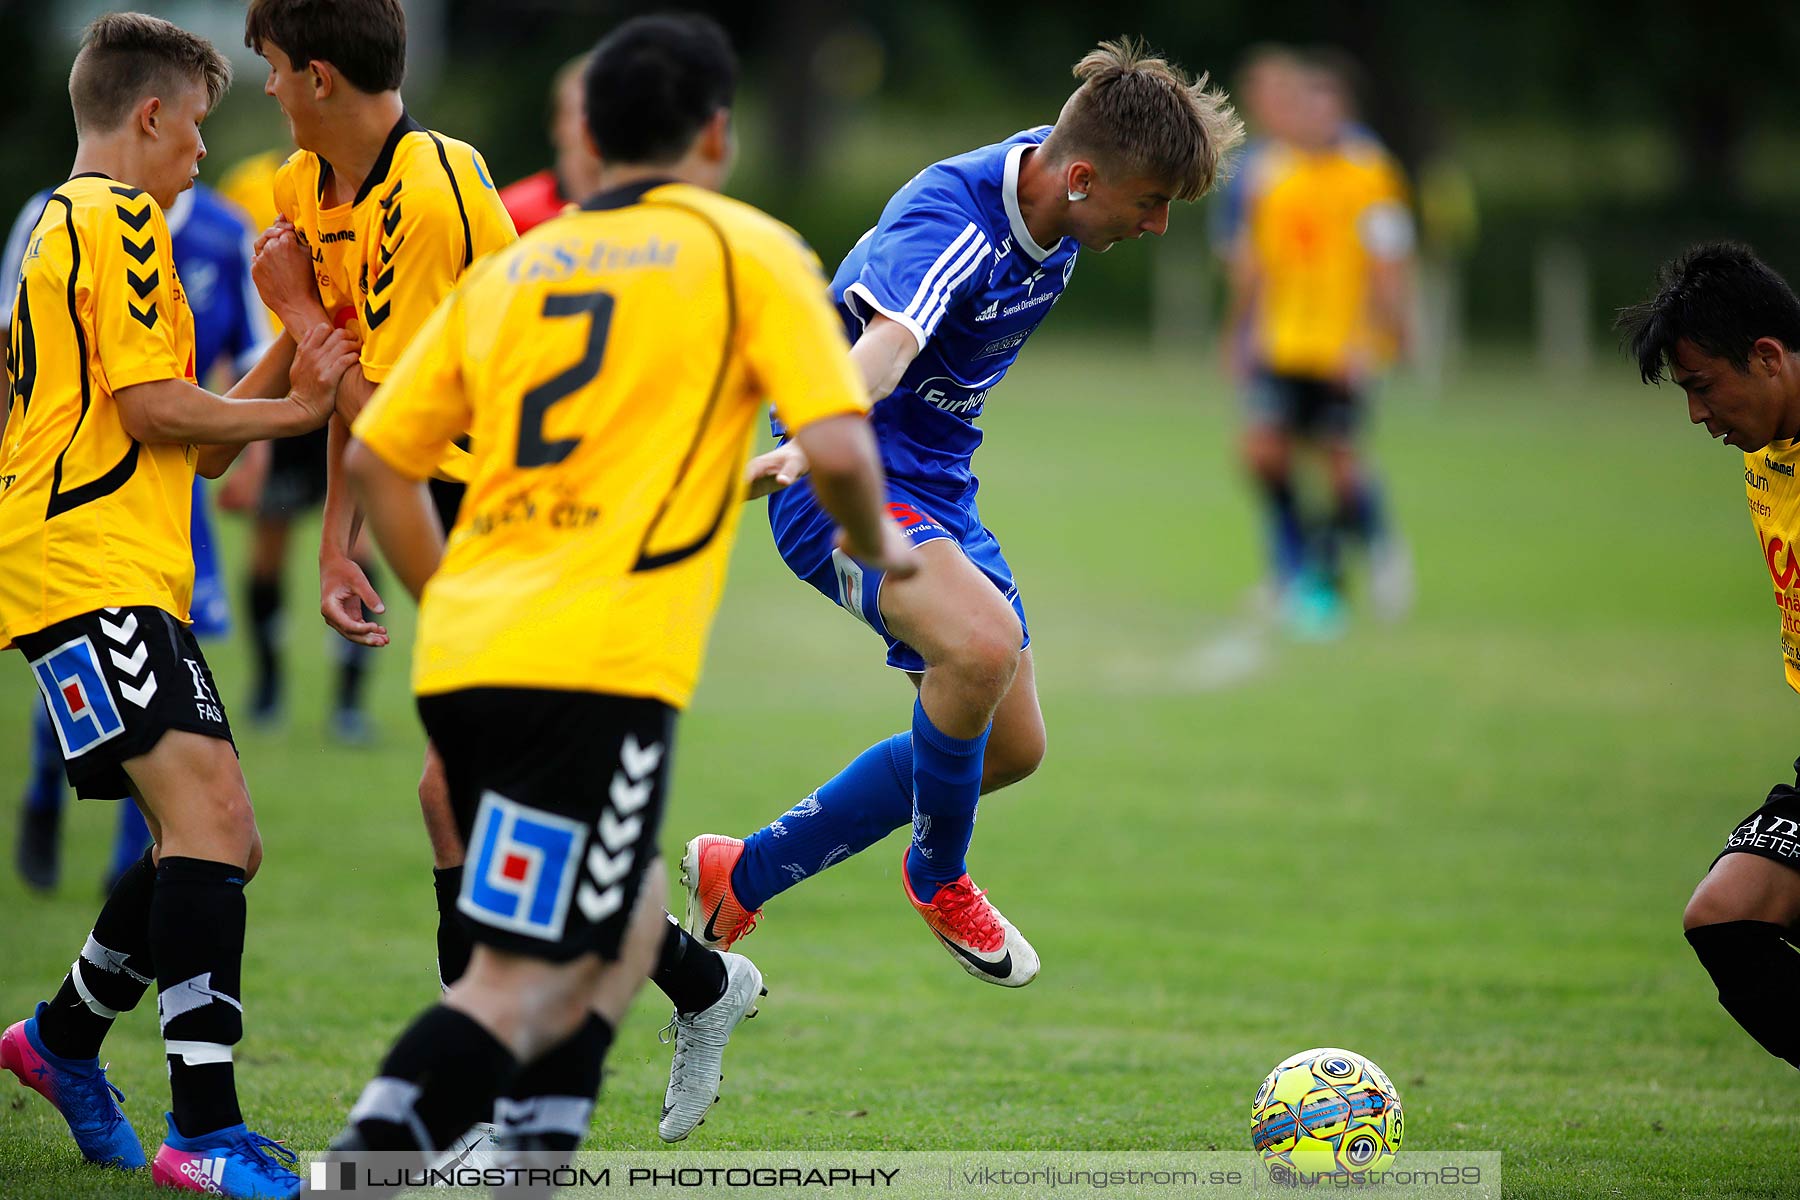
[2, 342, 1797, 1199]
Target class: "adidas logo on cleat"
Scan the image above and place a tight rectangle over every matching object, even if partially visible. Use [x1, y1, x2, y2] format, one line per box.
[179, 1154, 228, 1193]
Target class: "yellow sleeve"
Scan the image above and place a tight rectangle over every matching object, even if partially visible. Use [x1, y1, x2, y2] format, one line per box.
[272, 158, 299, 226]
[359, 187, 467, 384]
[738, 226, 869, 433]
[352, 284, 472, 481]
[93, 196, 187, 391]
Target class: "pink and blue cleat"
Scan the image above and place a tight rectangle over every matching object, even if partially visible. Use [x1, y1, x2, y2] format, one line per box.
[1, 1002, 145, 1169]
[152, 1113, 300, 1198]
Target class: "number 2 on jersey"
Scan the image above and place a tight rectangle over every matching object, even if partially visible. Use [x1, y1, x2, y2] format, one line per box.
[516, 289, 614, 468]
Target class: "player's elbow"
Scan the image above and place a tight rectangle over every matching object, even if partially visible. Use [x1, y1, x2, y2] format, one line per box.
[114, 386, 165, 444]
[794, 413, 877, 485]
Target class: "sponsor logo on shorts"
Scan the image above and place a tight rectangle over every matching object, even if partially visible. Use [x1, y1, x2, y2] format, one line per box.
[1726, 813, 1800, 861]
[29, 635, 125, 758]
[461, 793, 588, 942]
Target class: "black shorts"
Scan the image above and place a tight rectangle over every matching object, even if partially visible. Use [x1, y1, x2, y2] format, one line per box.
[1715, 758, 1800, 874]
[428, 477, 465, 535]
[1246, 370, 1365, 440]
[258, 427, 330, 517]
[418, 687, 674, 963]
[18, 606, 235, 800]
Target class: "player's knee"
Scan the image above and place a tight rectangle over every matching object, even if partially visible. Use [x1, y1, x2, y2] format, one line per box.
[1684, 874, 1748, 931]
[951, 613, 1023, 703]
[243, 829, 265, 882]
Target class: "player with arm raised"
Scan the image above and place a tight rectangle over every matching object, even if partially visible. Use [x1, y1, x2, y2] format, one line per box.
[1621, 243, 1800, 1076]
[0, 15, 353, 1197]
[660, 35, 1241, 1138]
[320, 13, 909, 1167]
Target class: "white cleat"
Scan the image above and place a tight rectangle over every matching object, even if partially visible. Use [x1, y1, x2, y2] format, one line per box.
[431, 1120, 501, 1180]
[658, 953, 765, 1143]
[1367, 535, 1416, 623]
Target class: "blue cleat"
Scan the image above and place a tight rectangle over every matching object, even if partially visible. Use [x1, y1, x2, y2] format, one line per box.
[0, 1002, 145, 1168]
[152, 1114, 300, 1198]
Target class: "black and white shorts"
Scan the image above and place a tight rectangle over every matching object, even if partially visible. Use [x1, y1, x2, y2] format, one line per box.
[18, 605, 235, 800]
[418, 687, 674, 963]
[1715, 757, 1800, 875]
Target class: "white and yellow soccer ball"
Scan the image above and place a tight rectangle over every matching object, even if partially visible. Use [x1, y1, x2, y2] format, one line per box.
[1249, 1047, 1403, 1181]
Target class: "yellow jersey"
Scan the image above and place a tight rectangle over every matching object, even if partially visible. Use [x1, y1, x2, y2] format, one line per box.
[1746, 440, 1800, 694]
[275, 113, 515, 479]
[353, 179, 869, 707]
[0, 175, 198, 648]
[1244, 139, 1413, 379]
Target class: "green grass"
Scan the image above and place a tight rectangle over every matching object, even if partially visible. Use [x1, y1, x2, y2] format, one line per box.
[2, 342, 1797, 1198]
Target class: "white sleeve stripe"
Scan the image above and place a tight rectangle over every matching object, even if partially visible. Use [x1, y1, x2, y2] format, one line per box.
[918, 239, 991, 336]
[900, 221, 983, 323]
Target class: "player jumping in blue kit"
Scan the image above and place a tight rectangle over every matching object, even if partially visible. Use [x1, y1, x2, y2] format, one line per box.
[6, 180, 271, 894]
[677, 41, 1242, 991]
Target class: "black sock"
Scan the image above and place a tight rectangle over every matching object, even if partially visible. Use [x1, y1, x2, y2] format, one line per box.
[433, 867, 472, 989]
[349, 1005, 518, 1152]
[38, 847, 158, 1061]
[247, 576, 281, 704]
[652, 913, 728, 1015]
[154, 857, 247, 1137]
[1686, 920, 1800, 1068]
[496, 1014, 612, 1152]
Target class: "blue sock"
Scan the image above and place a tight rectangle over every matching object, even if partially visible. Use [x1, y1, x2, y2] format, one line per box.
[1259, 476, 1307, 585]
[108, 803, 153, 885]
[26, 703, 65, 813]
[905, 697, 989, 899]
[732, 734, 914, 911]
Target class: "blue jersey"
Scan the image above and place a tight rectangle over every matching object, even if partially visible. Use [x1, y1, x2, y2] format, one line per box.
[826, 127, 1079, 495]
[3, 182, 270, 637]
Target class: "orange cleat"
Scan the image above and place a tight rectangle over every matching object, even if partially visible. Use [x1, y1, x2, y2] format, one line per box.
[902, 852, 1040, 987]
[681, 835, 763, 950]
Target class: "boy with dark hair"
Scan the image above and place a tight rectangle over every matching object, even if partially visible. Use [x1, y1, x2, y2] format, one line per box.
[321, 10, 907, 1166]
[1620, 241, 1800, 1073]
[0, 13, 354, 1197]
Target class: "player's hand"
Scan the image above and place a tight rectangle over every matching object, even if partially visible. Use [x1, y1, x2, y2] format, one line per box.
[320, 553, 389, 647]
[836, 519, 917, 580]
[745, 442, 810, 501]
[253, 224, 328, 331]
[252, 217, 296, 257]
[289, 324, 359, 426]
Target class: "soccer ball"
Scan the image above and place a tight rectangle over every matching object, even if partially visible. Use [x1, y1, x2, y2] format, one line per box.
[1249, 1047, 1403, 1181]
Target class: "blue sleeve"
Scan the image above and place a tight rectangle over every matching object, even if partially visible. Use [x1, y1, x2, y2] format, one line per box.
[0, 191, 52, 328]
[843, 179, 991, 351]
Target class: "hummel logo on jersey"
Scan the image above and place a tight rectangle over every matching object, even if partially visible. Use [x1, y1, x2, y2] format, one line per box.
[179, 1154, 229, 1193]
[975, 299, 999, 321]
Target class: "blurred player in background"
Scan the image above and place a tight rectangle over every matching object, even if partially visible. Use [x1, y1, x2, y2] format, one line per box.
[0, 14, 355, 1195]
[498, 54, 601, 234]
[323, 12, 907, 1164]
[1219, 48, 1414, 638]
[1621, 242, 1800, 1076]
[6, 173, 269, 896]
[670, 38, 1240, 1034]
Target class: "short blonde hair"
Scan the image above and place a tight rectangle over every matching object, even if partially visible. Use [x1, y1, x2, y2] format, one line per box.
[1041, 37, 1244, 202]
[70, 12, 231, 135]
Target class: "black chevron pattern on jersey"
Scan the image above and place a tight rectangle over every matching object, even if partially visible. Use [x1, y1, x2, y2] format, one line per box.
[117, 196, 160, 329]
[108, 184, 144, 200]
[128, 301, 158, 330]
[127, 268, 159, 299]
[365, 180, 403, 331]
[115, 205, 151, 232]
[121, 235, 154, 265]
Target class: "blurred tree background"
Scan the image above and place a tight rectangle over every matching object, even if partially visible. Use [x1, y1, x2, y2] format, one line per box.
[4, 0, 1800, 360]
